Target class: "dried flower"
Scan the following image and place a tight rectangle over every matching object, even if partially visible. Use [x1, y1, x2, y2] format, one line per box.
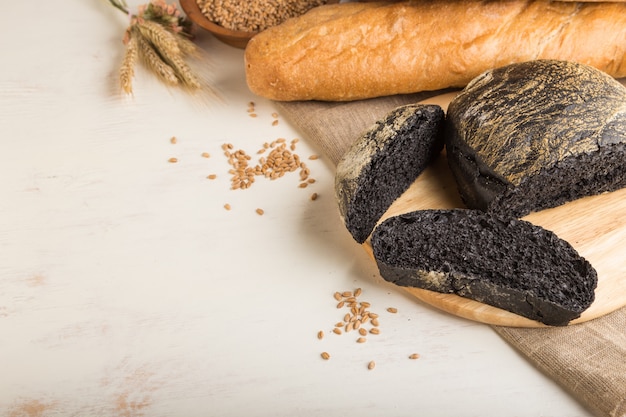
[109, 0, 210, 95]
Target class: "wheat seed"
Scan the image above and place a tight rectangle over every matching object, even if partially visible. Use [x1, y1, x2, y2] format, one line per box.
[317, 331, 324, 340]
[168, 157, 178, 163]
[387, 307, 398, 314]
[321, 352, 330, 360]
[409, 353, 420, 360]
[368, 361, 376, 370]
[357, 337, 366, 343]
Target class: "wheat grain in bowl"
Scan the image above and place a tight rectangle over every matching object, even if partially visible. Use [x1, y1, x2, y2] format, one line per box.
[179, 0, 339, 48]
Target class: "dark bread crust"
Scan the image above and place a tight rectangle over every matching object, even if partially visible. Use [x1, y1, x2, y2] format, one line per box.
[371, 209, 598, 326]
[335, 104, 445, 243]
[446, 60, 626, 217]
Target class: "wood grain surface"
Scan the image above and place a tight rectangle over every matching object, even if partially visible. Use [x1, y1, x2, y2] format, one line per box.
[363, 92, 626, 328]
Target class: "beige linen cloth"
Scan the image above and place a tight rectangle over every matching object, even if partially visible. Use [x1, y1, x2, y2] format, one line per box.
[274, 92, 626, 417]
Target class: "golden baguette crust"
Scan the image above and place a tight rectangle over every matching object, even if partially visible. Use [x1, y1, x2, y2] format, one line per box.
[244, 0, 626, 101]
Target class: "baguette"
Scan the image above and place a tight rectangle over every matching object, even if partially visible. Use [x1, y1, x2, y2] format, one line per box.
[244, 0, 626, 101]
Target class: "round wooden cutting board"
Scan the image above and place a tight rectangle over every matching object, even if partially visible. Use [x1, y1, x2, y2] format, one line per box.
[363, 92, 626, 328]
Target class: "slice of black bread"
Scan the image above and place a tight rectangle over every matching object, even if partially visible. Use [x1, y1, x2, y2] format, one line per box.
[371, 209, 598, 326]
[445, 59, 626, 218]
[335, 104, 445, 243]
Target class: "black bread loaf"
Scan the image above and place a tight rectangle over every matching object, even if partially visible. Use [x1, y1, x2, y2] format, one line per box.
[371, 209, 597, 326]
[446, 59, 626, 218]
[335, 104, 445, 243]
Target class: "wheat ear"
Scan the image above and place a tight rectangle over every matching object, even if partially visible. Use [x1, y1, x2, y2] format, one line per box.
[160, 49, 202, 89]
[119, 33, 138, 94]
[176, 35, 199, 57]
[137, 20, 180, 57]
[136, 34, 179, 86]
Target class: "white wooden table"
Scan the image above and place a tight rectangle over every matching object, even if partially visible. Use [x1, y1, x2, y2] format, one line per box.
[0, 1, 593, 416]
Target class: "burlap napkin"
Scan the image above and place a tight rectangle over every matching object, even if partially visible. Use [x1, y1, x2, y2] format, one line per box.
[274, 94, 626, 417]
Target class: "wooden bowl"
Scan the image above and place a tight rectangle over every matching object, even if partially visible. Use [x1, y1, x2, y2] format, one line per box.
[179, 0, 339, 49]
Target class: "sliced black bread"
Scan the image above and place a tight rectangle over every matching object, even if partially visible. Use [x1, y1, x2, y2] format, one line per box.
[371, 209, 597, 326]
[446, 59, 626, 218]
[335, 104, 445, 243]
